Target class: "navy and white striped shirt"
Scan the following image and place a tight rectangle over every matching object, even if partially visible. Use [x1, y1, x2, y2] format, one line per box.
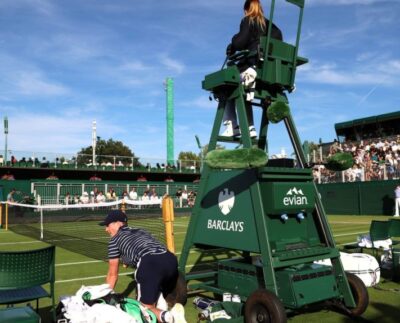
[108, 226, 166, 267]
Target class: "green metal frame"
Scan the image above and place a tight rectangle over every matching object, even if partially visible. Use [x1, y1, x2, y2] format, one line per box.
[179, 0, 357, 314]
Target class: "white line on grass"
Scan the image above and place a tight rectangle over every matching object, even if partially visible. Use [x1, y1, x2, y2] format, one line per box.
[330, 221, 371, 225]
[0, 240, 43, 245]
[56, 260, 102, 267]
[56, 271, 134, 284]
[334, 231, 367, 237]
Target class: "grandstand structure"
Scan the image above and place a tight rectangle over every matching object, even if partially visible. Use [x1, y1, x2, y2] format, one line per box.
[335, 111, 400, 142]
[304, 111, 400, 184]
[0, 150, 200, 204]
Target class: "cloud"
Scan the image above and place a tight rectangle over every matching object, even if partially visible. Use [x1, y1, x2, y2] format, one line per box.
[14, 71, 69, 96]
[179, 96, 215, 109]
[160, 56, 185, 75]
[0, 0, 56, 16]
[298, 61, 397, 86]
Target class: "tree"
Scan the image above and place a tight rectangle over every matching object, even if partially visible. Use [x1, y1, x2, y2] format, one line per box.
[177, 151, 200, 169]
[77, 138, 141, 166]
[178, 144, 225, 170]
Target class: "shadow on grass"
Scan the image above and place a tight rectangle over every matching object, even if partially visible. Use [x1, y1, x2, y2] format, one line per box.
[367, 301, 400, 323]
[121, 274, 137, 298]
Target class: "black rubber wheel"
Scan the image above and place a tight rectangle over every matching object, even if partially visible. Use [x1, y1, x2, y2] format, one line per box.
[244, 289, 287, 323]
[345, 272, 369, 316]
[165, 271, 187, 306]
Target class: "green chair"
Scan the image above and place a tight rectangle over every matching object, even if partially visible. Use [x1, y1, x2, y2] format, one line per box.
[0, 306, 40, 323]
[389, 219, 400, 246]
[0, 245, 56, 321]
[369, 220, 391, 258]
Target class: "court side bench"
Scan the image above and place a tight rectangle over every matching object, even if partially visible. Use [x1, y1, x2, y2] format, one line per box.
[343, 220, 395, 258]
[0, 245, 56, 322]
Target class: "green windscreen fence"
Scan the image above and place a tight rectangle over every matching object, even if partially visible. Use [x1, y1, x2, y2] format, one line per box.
[317, 180, 398, 215]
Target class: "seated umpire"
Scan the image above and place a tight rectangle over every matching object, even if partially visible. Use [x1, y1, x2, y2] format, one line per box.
[100, 210, 186, 323]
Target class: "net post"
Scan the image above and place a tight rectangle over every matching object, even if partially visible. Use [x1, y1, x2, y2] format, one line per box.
[5, 202, 8, 230]
[121, 199, 126, 212]
[38, 194, 43, 239]
[162, 195, 175, 254]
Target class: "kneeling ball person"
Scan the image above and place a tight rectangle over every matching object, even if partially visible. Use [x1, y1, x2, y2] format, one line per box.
[100, 210, 186, 322]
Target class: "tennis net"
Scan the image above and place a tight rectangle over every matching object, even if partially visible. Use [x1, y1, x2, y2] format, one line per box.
[3, 199, 166, 261]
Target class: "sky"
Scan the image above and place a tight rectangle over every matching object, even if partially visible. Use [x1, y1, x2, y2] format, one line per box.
[0, 0, 399, 162]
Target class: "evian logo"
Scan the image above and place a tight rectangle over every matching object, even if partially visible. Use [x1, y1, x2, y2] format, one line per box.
[218, 188, 235, 215]
[283, 187, 308, 206]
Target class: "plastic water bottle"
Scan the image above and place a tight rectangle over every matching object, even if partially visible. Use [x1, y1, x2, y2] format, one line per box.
[280, 214, 289, 222]
[232, 294, 241, 303]
[297, 212, 305, 220]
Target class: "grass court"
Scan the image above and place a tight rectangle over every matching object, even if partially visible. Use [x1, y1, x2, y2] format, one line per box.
[1, 215, 399, 323]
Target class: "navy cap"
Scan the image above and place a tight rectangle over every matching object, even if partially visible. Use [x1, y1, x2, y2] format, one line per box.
[99, 210, 128, 226]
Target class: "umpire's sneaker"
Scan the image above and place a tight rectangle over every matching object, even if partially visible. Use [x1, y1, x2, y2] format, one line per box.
[170, 303, 187, 323]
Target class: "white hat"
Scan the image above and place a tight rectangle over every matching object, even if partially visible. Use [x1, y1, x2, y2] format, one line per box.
[83, 192, 88, 196]
[90, 191, 94, 195]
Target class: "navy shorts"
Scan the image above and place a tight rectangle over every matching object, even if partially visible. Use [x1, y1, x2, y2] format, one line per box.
[135, 251, 178, 305]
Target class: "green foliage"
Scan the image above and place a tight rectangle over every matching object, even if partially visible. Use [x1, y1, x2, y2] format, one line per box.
[178, 151, 200, 169]
[77, 138, 140, 166]
[205, 148, 268, 169]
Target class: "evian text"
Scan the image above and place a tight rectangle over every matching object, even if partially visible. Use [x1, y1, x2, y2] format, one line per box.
[283, 195, 308, 206]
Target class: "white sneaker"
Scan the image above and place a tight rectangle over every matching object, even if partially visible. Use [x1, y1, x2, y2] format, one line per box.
[394, 215, 399, 217]
[249, 126, 257, 138]
[170, 303, 187, 323]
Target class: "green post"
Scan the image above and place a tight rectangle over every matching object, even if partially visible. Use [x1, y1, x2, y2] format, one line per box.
[166, 78, 174, 166]
[4, 116, 8, 164]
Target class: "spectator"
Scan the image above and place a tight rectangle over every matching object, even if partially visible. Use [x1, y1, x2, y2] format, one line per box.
[90, 174, 102, 181]
[11, 155, 17, 165]
[164, 176, 174, 183]
[90, 191, 96, 203]
[106, 187, 116, 201]
[181, 190, 188, 207]
[149, 187, 158, 201]
[0, 155, 3, 166]
[46, 172, 59, 180]
[96, 191, 106, 203]
[129, 187, 138, 200]
[142, 191, 150, 201]
[188, 191, 196, 207]
[7, 188, 16, 202]
[65, 192, 71, 205]
[73, 194, 80, 204]
[1, 171, 15, 180]
[79, 192, 89, 204]
[137, 174, 147, 182]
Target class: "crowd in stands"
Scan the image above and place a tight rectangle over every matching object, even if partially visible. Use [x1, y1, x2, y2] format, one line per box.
[62, 185, 197, 208]
[314, 135, 400, 183]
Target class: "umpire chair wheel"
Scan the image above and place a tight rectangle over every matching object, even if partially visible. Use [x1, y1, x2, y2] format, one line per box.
[345, 272, 369, 316]
[244, 289, 287, 323]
